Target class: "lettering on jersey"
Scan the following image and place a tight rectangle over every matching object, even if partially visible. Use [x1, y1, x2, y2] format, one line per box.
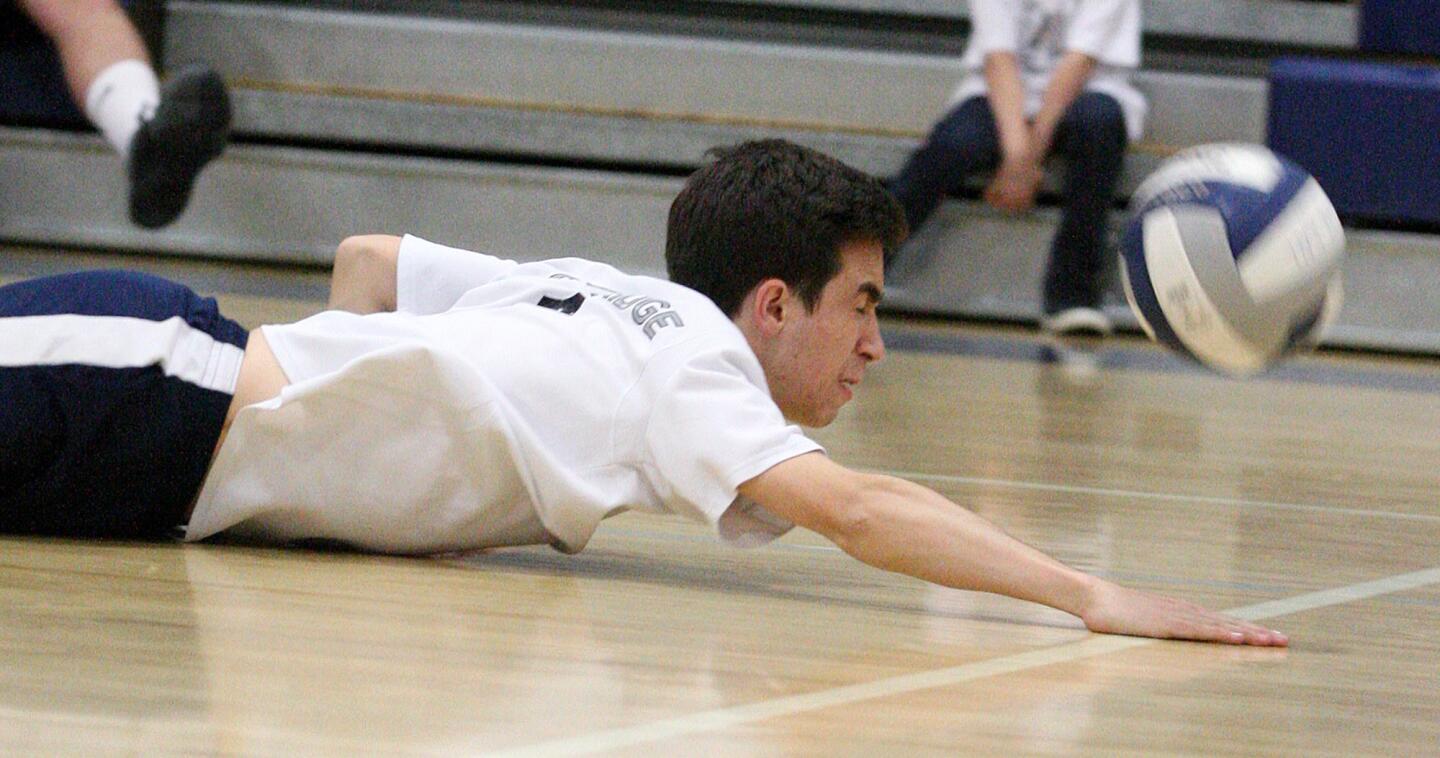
[547, 273, 686, 339]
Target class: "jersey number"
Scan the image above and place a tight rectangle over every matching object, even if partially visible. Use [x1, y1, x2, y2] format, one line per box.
[536, 292, 586, 315]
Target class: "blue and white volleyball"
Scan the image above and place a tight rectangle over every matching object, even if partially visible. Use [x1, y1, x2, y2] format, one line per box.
[1119, 143, 1345, 377]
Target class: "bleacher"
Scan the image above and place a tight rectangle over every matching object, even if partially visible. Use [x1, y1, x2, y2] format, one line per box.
[2, 0, 1438, 353]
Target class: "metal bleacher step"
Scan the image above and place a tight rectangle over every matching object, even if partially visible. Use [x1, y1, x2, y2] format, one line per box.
[169, 1, 1280, 177]
[0, 125, 678, 275]
[685, 0, 1356, 48]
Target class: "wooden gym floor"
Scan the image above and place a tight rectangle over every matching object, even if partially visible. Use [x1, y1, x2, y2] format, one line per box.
[2, 246, 1438, 756]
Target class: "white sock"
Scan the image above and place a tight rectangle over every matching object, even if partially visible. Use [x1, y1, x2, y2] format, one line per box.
[83, 59, 161, 158]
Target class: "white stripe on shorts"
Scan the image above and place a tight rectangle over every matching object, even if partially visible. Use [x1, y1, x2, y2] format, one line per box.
[0, 314, 245, 394]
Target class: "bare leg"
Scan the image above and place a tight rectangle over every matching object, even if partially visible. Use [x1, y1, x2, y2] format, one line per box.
[17, 0, 149, 106]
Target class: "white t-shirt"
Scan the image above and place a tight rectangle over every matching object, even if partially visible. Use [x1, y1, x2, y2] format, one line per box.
[185, 236, 821, 554]
[951, 0, 1147, 142]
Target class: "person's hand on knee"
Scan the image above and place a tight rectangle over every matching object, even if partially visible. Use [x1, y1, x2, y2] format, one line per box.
[984, 155, 1043, 213]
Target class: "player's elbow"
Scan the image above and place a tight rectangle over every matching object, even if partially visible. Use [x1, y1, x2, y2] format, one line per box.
[335, 235, 390, 267]
[333, 236, 374, 283]
[330, 235, 399, 313]
[821, 473, 896, 557]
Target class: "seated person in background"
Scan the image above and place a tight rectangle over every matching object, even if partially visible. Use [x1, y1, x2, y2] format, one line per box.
[10, 0, 231, 228]
[0, 139, 1285, 647]
[888, 0, 1145, 336]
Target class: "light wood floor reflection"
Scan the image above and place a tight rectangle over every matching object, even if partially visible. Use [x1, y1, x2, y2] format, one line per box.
[2, 249, 1439, 755]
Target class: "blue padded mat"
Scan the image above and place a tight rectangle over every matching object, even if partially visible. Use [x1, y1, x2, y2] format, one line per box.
[1268, 57, 1440, 227]
[1360, 0, 1440, 57]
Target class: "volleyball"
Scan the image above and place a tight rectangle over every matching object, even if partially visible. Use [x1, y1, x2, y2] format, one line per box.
[1118, 143, 1346, 376]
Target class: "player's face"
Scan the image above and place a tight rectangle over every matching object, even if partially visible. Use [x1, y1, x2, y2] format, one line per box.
[769, 239, 886, 427]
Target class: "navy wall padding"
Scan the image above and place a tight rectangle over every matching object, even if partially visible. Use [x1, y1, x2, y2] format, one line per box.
[1267, 57, 1440, 227]
[1359, 0, 1440, 57]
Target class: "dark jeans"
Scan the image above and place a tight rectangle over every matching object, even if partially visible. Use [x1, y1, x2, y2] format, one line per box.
[888, 92, 1128, 313]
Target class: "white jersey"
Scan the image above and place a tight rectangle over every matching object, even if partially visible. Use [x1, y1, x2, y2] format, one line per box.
[185, 236, 821, 553]
[952, 0, 1147, 142]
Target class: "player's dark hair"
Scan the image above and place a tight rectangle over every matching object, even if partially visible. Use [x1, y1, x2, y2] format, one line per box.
[665, 139, 907, 318]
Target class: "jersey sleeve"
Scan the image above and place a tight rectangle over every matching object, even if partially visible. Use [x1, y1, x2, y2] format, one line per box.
[966, 0, 1021, 57]
[643, 342, 822, 547]
[1066, 0, 1141, 67]
[396, 235, 520, 314]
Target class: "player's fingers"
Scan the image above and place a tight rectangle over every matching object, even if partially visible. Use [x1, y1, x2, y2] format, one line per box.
[1233, 623, 1289, 646]
[1220, 614, 1288, 646]
[1194, 611, 1289, 646]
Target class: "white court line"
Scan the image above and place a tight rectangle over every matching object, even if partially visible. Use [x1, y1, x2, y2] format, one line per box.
[880, 468, 1440, 524]
[488, 566, 1440, 758]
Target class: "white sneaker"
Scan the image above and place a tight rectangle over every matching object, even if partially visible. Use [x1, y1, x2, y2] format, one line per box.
[1040, 307, 1114, 337]
[1040, 307, 1109, 387]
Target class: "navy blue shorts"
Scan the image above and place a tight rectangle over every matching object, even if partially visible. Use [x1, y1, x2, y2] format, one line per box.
[0, 270, 248, 539]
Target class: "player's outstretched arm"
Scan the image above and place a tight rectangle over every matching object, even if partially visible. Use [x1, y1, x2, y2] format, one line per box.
[739, 452, 1288, 646]
[329, 234, 401, 313]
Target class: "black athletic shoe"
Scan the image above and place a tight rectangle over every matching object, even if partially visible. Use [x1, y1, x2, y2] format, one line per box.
[127, 65, 231, 229]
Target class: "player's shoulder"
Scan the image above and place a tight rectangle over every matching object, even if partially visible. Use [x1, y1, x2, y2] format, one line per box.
[536, 258, 733, 328]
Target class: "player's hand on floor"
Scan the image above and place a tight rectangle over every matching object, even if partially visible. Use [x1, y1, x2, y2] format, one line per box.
[1078, 580, 1289, 646]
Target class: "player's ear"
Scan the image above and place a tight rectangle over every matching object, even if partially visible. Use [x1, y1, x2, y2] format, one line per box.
[749, 278, 792, 336]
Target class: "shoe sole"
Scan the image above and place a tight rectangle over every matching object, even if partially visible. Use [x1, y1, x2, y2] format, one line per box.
[128, 66, 232, 228]
[1041, 308, 1114, 338]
